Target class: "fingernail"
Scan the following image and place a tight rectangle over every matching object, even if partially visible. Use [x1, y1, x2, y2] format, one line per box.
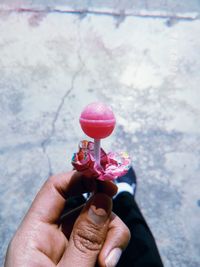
[105, 248, 122, 267]
[88, 193, 112, 225]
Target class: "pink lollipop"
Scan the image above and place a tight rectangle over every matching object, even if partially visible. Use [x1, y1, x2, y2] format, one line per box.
[79, 102, 116, 165]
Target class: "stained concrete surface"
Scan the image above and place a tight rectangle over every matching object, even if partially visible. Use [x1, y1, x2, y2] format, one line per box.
[0, 1, 200, 267]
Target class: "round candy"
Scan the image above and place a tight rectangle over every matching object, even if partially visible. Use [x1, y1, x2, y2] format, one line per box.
[79, 102, 116, 139]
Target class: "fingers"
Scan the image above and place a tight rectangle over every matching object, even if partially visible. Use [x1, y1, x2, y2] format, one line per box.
[58, 193, 112, 267]
[23, 171, 117, 225]
[98, 213, 131, 267]
[60, 181, 117, 239]
[25, 171, 96, 224]
[96, 180, 118, 197]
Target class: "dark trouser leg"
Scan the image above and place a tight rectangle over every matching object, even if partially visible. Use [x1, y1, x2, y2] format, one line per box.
[113, 192, 164, 267]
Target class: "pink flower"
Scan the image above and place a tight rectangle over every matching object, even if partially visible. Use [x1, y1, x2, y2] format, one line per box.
[72, 140, 131, 181]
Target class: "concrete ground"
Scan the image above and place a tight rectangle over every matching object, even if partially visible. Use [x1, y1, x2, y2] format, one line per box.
[0, 1, 200, 266]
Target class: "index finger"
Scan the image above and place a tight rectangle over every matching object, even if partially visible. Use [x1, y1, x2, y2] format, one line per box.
[26, 171, 96, 224]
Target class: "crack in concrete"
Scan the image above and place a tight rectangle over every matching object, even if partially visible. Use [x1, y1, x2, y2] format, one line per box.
[41, 47, 85, 177]
[0, 7, 198, 21]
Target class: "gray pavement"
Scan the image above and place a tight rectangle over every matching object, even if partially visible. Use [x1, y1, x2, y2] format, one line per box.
[1, 0, 200, 13]
[0, 1, 200, 266]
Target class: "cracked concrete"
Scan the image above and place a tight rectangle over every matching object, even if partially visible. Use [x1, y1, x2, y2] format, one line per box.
[40, 49, 85, 177]
[1, 1, 200, 267]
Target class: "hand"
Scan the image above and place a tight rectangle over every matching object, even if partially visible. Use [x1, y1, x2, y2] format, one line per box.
[5, 171, 130, 267]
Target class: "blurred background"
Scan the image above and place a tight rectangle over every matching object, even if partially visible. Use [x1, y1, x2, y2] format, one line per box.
[0, 1, 200, 266]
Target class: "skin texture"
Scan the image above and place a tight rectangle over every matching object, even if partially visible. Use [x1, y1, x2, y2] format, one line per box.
[5, 171, 130, 267]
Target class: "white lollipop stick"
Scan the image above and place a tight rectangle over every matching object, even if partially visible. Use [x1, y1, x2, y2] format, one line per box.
[94, 139, 101, 166]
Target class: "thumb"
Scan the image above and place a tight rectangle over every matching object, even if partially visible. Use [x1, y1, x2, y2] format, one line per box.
[59, 193, 112, 267]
